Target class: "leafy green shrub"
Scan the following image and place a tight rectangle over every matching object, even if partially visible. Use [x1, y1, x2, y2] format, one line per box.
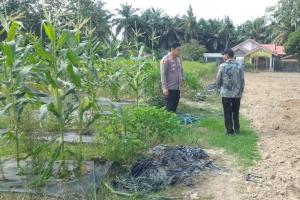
[284, 28, 300, 58]
[123, 106, 180, 141]
[181, 40, 207, 61]
[98, 106, 181, 163]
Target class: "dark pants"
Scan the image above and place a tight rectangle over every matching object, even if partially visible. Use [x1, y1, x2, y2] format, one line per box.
[222, 97, 241, 133]
[165, 90, 180, 112]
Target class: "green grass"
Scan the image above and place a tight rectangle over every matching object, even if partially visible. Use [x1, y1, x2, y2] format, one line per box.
[183, 61, 218, 81]
[180, 61, 218, 98]
[171, 104, 260, 167]
[199, 116, 260, 167]
[172, 94, 260, 167]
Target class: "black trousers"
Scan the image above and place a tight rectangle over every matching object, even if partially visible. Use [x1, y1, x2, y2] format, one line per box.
[222, 97, 241, 133]
[165, 90, 180, 112]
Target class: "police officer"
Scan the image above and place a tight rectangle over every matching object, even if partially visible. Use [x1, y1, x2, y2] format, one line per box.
[217, 48, 245, 135]
[160, 42, 184, 112]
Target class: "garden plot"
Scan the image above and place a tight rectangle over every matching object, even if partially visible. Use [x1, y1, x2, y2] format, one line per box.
[0, 145, 219, 198]
[0, 159, 112, 199]
[0, 17, 220, 199]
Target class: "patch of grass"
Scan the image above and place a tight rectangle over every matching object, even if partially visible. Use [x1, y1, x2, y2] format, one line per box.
[199, 116, 260, 167]
[183, 61, 218, 81]
[172, 100, 260, 167]
[171, 113, 260, 167]
[181, 62, 218, 98]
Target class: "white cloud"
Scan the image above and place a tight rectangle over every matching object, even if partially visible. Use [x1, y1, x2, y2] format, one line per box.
[102, 0, 278, 25]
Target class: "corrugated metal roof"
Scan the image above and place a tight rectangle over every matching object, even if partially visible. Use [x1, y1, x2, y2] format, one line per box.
[203, 53, 223, 57]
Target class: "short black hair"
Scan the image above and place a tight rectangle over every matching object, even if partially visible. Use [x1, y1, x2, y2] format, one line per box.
[222, 48, 234, 58]
[170, 41, 181, 49]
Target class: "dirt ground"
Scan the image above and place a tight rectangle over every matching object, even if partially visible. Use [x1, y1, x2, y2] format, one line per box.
[182, 72, 300, 200]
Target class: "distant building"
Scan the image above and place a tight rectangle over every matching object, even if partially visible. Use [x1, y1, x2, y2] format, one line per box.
[232, 39, 286, 71]
[203, 53, 223, 64]
[280, 55, 300, 72]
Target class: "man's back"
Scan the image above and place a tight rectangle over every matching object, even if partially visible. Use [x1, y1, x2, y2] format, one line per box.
[217, 60, 245, 98]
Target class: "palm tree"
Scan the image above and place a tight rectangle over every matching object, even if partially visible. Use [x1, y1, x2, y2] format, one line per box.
[140, 8, 165, 49]
[197, 18, 222, 52]
[218, 16, 236, 50]
[141, 8, 165, 31]
[237, 17, 269, 44]
[159, 16, 180, 49]
[180, 5, 198, 42]
[113, 3, 139, 40]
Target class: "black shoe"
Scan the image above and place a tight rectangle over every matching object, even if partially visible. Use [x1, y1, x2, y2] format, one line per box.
[226, 130, 235, 135]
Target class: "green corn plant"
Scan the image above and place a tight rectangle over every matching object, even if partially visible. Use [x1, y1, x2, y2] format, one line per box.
[0, 19, 36, 169]
[62, 26, 104, 145]
[0, 129, 7, 179]
[66, 43, 93, 144]
[131, 25, 145, 53]
[100, 59, 124, 101]
[29, 21, 82, 169]
[125, 56, 152, 106]
[149, 30, 160, 60]
[31, 21, 103, 179]
[75, 40, 104, 143]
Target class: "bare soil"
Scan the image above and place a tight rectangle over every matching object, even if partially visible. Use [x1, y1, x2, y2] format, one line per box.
[181, 72, 300, 200]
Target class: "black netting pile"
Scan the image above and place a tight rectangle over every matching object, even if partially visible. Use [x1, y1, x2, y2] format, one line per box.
[112, 145, 217, 193]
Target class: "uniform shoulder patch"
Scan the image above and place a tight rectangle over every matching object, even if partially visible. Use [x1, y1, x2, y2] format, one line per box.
[162, 56, 171, 65]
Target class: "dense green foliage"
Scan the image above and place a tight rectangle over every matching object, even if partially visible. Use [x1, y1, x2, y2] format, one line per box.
[0, 14, 218, 184]
[285, 28, 300, 58]
[1, 0, 300, 54]
[181, 40, 207, 61]
[99, 106, 180, 162]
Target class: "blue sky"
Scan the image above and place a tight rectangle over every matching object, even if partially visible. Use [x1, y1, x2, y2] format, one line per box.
[102, 0, 279, 25]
